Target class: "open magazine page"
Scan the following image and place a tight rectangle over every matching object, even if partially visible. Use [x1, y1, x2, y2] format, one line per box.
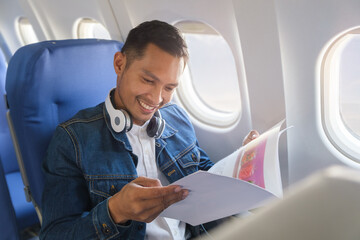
[160, 119, 289, 225]
[207, 148, 242, 177]
[208, 119, 287, 197]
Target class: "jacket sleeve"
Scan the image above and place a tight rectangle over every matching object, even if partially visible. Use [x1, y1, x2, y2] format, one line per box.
[40, 126, 134, 240]
[171, 103, 214, 171]
[196, 141, 214, 171]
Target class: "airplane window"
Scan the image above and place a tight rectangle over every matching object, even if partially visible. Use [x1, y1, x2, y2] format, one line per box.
[322, 29, 360, 161]
[338, 35, 360, 137]
[16, 17, 39, 45]
[175, 21, 241, 128]
[76, 18, 111, 40]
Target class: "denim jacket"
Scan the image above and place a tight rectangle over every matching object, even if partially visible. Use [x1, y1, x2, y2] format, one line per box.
[40, 102, 214, 240]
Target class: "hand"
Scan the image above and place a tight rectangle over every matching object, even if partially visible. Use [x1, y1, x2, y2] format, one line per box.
[242, 130, 259, 146]
[108, 176, 188, 224]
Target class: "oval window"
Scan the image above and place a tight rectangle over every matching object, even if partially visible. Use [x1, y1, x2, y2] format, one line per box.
[338, 34, 360, 138]
[322, 28, 360, 161]
[16, 17, 39, 45]
[75, 18, 111, 40]
[175, 21, 241, 128]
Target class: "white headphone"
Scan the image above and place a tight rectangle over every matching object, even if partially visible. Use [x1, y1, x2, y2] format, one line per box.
[105, 89, 166, 138]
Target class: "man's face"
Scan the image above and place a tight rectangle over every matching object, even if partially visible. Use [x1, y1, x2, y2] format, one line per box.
[113, 43, 182, 126]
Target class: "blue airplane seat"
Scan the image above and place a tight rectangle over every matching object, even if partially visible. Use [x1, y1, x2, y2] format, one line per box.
[0, 49, 21, 240]
[1, 48, 39, 233]
[0, 161, 20, 240]
[5, 39, 123, 220]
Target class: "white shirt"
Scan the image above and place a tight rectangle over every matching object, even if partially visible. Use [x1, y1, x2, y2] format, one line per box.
[126, 122, 186, 240]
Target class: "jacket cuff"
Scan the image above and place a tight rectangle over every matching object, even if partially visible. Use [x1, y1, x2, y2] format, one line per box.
[92, 198, 133, 239]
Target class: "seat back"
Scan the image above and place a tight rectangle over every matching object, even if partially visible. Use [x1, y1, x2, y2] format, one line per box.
[1, 47, 39, 231]
[0, 161, 20, 240]
[5, 39, 123, 216]
[0, 44, 20, 240]
[0, 48, 18, 174]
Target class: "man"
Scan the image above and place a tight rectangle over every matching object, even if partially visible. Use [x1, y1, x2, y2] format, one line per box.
[40, 20, 258, 239]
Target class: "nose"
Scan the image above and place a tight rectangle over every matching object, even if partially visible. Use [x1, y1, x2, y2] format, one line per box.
[152, 86, 163, 105]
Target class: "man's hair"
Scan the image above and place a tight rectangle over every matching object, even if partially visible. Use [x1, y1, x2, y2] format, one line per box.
[121, 20, 188, 69]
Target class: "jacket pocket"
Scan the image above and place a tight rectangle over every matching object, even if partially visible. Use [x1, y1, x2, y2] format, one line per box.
[176, 147, 200, 175]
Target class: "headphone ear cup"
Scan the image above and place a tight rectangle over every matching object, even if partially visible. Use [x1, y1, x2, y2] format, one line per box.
[122, 109, 133, 132]
[105, 91, 132, 133]
[110, 109, 127, 133]
[147, 115, 165, 139]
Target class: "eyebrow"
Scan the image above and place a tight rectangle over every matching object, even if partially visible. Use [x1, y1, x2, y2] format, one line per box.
[142, 69, 179, 87]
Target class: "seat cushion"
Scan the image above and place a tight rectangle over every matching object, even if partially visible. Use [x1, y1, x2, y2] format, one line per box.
[6, 171, 38, 229]
[0, 162, 19, 240]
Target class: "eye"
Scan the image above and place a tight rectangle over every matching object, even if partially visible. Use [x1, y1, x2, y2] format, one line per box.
[142, 78, 153, 84]
[165, 87, 175, 92]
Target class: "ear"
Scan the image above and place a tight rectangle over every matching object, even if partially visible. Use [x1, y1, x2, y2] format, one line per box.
[113, 52, 126, 75]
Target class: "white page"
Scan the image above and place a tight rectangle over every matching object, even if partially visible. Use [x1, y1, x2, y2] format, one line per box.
[160, 119, 289, 225]
[208, 148, 242, 176]
[160, 171, 276, 226]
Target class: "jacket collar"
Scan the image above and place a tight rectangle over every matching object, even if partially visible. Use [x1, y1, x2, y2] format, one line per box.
[159, 118, 177, 139]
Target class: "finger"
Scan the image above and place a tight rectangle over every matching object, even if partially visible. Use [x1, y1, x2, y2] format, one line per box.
[135, 184, 183, 200]
[243, 130, 260, 145]
[139, 188, 187, 210]
[162, 188, 189, 207]
[132, 176, 163, 187]
[249, 130, 259, 139]
[136, 189, 189, 223]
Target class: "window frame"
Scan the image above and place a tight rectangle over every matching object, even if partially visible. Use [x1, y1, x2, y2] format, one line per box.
[16, 17, 39, 46]
[74, 18, 111, 40]
[175, 21, 241, 128]
[321, 28, 360, 162]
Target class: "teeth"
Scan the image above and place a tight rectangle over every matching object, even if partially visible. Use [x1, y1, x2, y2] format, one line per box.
[139, 100, 155, 110]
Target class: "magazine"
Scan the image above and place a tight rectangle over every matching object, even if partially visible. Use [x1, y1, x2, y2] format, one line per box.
[208, 119, 287, 198]
[160, 119, 289, 225]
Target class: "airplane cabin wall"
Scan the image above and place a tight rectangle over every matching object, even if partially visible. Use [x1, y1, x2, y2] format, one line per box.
[21, 0, 122, 41]
[0, 0, 28, 56]
[232, 0, 288, 186]
[275, 0, 360, 184]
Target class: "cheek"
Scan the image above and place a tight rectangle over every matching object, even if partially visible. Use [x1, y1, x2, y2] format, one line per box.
[162, 91, 174, 103]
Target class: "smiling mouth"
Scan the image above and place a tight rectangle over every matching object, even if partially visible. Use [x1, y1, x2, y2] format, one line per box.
[138, 99, 158, 112]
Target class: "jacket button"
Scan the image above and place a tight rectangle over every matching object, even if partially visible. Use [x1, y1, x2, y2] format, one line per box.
[110, 185, 117, 196]
[138, 224, 144, 231]
[102, 223, 111, 234]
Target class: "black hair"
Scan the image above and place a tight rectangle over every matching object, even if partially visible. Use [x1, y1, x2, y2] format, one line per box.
[121, 20, 188, 68]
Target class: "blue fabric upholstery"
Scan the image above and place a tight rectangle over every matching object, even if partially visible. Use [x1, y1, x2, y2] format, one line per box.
[5, 39, 123, 213]
[6, 172, 38, 230]
[0, 161, 20, 240]
[0, 49, 20, 235]
[0, 48, 20, 239]
[1, 48, 39, 231]
[0, 49, 18, 174]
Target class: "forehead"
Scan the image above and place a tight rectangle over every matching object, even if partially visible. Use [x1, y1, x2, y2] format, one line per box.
[129, 44, 183, 82]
